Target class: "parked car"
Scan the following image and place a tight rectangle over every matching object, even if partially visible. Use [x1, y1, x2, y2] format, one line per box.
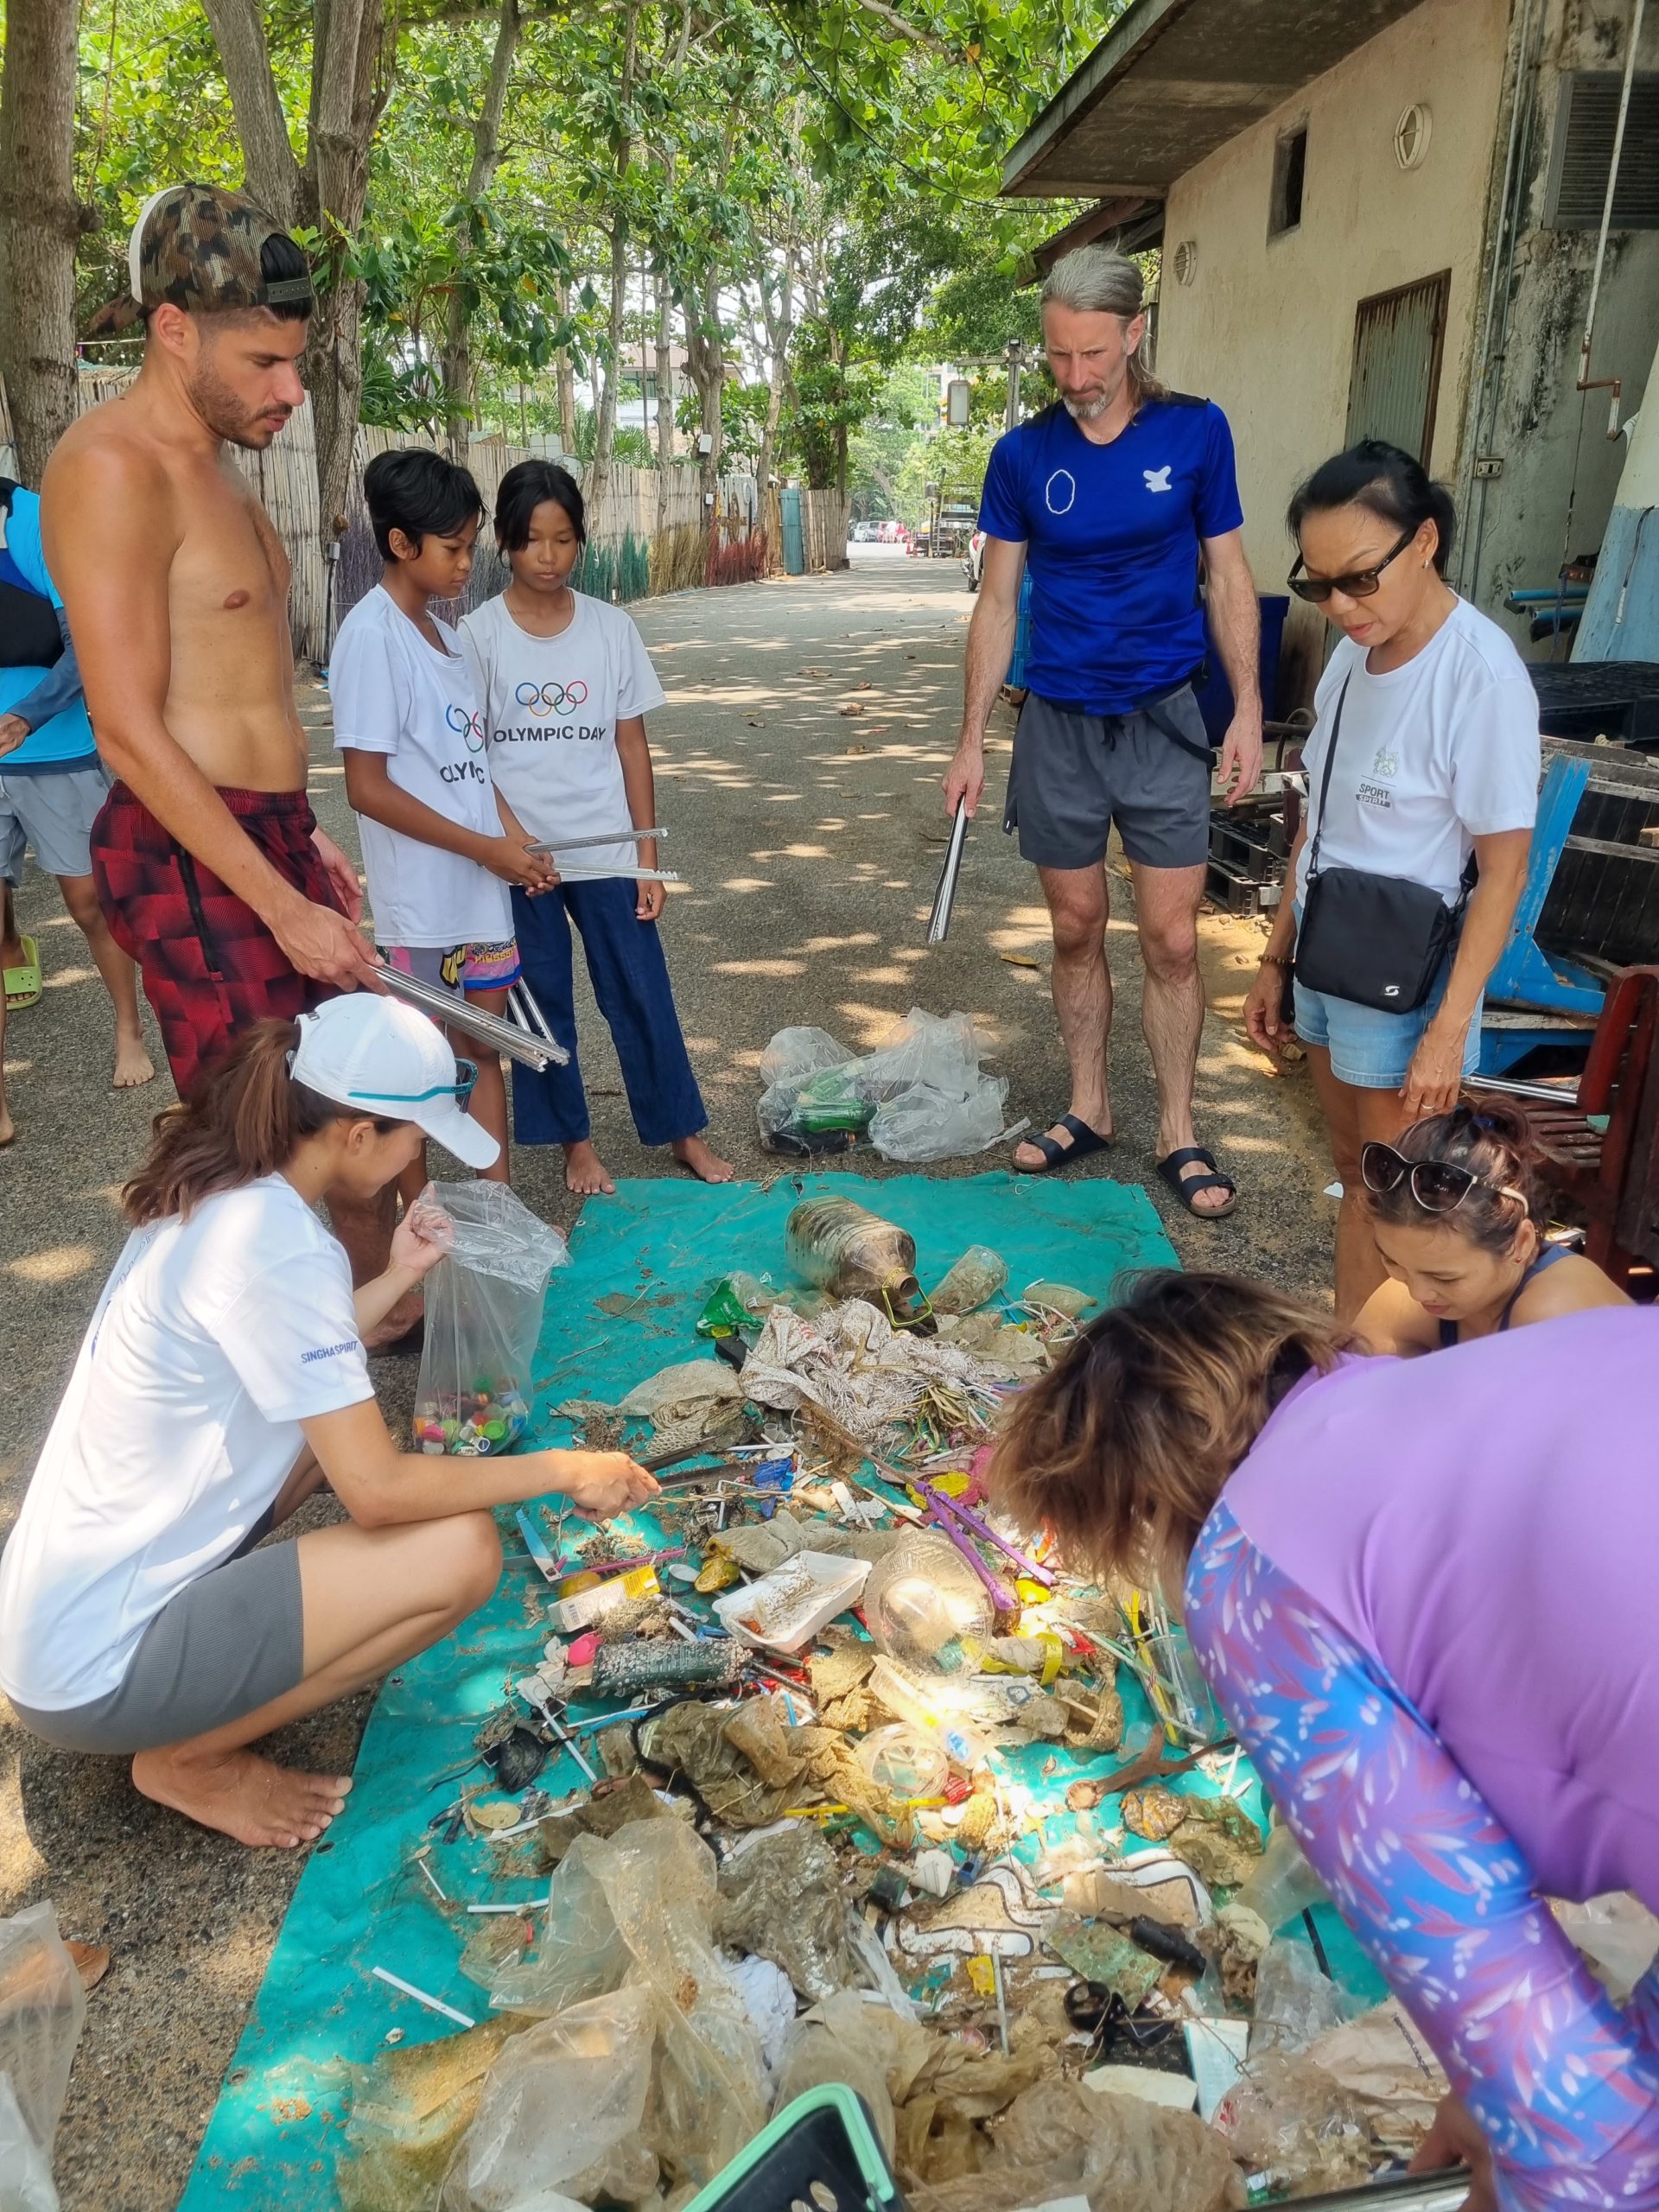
[963, 529, 986, 591]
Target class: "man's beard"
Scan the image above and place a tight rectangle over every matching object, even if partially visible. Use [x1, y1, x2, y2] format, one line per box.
[188, 359, 289, 448]
[1062, 387, 1114, 422]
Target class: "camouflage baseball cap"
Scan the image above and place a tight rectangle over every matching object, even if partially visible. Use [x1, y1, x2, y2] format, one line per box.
[88, 183, 315, 334]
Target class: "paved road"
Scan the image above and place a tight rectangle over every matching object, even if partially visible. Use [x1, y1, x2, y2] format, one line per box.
[0, 550, 1332, 2209]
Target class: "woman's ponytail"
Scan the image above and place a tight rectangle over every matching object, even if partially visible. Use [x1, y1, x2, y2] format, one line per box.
[123, 1017, 391, 1225]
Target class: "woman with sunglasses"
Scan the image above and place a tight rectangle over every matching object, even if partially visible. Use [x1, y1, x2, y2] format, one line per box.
[0, 995, 658, 1850]
[1243, 442, 1539, 1318]
[1356, 1099, 1628, 1353]
[991, 1272, 1659, 2212]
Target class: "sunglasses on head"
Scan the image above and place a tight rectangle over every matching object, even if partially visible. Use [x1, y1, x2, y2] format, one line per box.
[347, 1058, 480, 1112]
[1288, 525, 1415, 604]
[1359, 1139, 1525, 1217]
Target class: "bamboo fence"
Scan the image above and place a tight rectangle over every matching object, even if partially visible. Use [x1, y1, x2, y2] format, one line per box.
[2, 371, 851, 663]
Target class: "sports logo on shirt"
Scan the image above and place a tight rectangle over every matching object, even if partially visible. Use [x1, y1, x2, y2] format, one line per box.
[1143, 467, 1173, 493]
[443, 703, 486, 751]
[515, 679, 589, 715]
[1371, 744, 1399, 780]
[1044, 469, 1077, 515]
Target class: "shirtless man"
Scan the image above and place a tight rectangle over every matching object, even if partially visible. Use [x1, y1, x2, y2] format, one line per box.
[43, 184, 406, 1316]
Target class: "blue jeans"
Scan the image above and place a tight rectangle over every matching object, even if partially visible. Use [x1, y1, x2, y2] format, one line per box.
[509, 880, 706, 1148]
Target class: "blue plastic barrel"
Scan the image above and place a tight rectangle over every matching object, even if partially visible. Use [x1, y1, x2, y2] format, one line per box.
[1195, 592, 1288, 739]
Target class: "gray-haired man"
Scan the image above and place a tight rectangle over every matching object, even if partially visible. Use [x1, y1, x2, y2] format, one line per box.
[944, 245, 1262, 1215]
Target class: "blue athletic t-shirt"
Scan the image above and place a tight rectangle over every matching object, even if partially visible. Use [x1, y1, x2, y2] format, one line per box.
[0, 486, 96, 770]
[978, 397, 1243, 715]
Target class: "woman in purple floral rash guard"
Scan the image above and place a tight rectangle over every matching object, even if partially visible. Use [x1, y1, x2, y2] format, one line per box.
[990, 1271, 1659, 2212]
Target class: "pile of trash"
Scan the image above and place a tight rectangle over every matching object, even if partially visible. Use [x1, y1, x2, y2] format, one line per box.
[331, 1194, 1464, 2212]
[755, 1011, 1028, 1163]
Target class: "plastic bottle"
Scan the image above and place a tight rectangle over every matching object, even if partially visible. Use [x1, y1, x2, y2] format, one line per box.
[929, 1244, 1009, 1316]
[784, 1196, 930, 1325]
[868, 1656, 991, 1771]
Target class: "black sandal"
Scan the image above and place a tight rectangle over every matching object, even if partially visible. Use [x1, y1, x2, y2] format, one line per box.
[1156, 1145, 1237, 1218]
[1013, 1112, 1114, 1176]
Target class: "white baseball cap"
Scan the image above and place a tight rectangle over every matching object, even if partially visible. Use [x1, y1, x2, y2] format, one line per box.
[290, 994, 500, 1170]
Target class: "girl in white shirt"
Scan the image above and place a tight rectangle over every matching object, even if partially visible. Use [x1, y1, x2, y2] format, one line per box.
[1243, 442, 1539, 1318]
[0, 995, 657, 1849]
[461, 461, 731, 1196]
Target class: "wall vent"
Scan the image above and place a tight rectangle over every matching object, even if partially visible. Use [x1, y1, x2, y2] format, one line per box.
[1544, 72, 1659, 230]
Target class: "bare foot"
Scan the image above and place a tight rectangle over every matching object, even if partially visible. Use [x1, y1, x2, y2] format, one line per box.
[0, 1105, 13, 1148]
[564, 1140, 615, 1196]
[131, 1745, 353, 1848]
[112, 1031, 156, 1090]
[363, 1285, 423, 1351]
[671, 1135, 735, 1184]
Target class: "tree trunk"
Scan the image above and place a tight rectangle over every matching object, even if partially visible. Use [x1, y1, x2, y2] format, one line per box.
[203, 0, 392, 576]
[587, 222, 629, 526]
[555, 276, 577, 454]
[682, 272, 724, 504]
[584, 0, 639, 529]
[0, 0, 79, 483]
[753, 250, 793, 506]
[200, 0, 302, 221]
[304, 0, 391, 546]
[653, 264, 673, 535]
[441, 0, 520, 459]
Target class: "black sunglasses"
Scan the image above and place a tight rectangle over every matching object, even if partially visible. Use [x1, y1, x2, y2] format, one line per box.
[1359, 1140, 1525, 1216]
[1288, 526, 1415, 604]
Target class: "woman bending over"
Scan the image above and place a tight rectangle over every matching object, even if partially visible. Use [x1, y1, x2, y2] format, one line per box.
[992, 1274, 1659, 2212]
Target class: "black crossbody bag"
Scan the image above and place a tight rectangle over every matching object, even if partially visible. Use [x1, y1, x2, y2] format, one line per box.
[1294, 676, 1476, 1014]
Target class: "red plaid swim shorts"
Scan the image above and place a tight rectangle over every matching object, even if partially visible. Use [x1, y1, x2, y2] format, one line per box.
[92, 782, 342, 1099]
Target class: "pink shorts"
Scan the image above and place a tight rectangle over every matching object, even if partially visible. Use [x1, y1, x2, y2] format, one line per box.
[378, 938, 522, 993]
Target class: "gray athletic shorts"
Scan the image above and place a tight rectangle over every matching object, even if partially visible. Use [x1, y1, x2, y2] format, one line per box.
[0, 760, 112, 882]
[9, 1512, 304, 1757]
[1003, 686, 1213, 871]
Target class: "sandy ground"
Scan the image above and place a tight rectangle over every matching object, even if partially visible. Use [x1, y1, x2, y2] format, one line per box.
[0, 548, 1334, 2209]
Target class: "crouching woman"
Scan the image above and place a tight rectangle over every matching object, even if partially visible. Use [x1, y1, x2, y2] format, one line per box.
[0, 996, 656, 1849]
[990, 1273, 1659, 2212]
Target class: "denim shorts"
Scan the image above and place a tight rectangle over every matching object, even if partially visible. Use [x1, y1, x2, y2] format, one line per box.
[1294, 963, 1483, 1090]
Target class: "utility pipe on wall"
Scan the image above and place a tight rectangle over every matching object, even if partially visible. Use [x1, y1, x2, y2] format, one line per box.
[1577, 0, 1648, 440]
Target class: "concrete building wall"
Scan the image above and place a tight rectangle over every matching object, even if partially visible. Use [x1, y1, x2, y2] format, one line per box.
[1456, 0, 1659, 644]
[1154, 0, 1510, 702]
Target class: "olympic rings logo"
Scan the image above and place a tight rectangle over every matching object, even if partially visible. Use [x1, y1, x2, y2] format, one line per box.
[444, 703, 487, 751]
[514, 679, 588, 715]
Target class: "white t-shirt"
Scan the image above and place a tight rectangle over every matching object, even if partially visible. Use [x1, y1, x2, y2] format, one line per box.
[0, 1178, 374, 1712]
[459, 591, 667, 874]
[1294, 597, 1540, 907]
[331, 585, 514, 949]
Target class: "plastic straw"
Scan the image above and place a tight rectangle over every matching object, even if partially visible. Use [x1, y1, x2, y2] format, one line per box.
[370, 1966, 475, 2028]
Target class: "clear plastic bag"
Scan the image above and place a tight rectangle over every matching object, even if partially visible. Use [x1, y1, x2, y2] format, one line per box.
[1250, 1934, 1363, 2056]
[412, 1183, 569, 1456]
[1233, 1821, 1330, 1932]
[907, 2075, 1246, 2212]
[755, 1027, 856, 1141]
[755, 1011, 1022, 1163]
[713, 1825, 856, 2002]
[444, 1987, 658, 2210]
[484, 1820, 767, 2190]
[0, 1902, 86, 2212]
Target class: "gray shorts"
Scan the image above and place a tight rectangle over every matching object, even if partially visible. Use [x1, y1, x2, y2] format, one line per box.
[1003, 686, 1213, 871]
[0, 760, 111, 881]
[9, 1516, 303, 1757]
